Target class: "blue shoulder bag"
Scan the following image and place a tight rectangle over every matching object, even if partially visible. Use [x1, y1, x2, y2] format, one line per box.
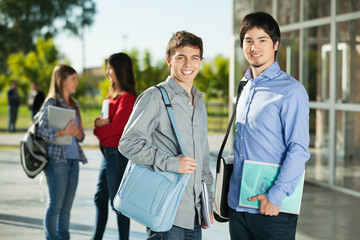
[113, 86, 190, 232]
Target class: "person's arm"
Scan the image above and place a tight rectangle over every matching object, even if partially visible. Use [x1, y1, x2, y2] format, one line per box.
[75, 103, 85, 142]
[38, 99, 85, 143]
[57, 119, 84, 141]
[252, 83, 310, 215]
[94, 118, 110, 128]
[118, 89, 181, 173]
[94, 94, 135, 140]
[36, 99, 58, 142]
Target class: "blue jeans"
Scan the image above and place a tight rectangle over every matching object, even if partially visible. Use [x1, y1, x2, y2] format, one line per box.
[146, 224, 202, 240]
[92, 146, 130, 240]
[44, 158, 79, 240]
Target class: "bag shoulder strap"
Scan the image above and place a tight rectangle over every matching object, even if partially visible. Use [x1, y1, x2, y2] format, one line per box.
[31, 97, 57, 137]
[216, 80, 248, 172]
[156, 86, 186, 156]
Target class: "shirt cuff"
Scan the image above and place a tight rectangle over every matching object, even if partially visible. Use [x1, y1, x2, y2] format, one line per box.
[166, 156, 180, 173]
[266, 185, 286, 208]
[47, 127, 58, 142]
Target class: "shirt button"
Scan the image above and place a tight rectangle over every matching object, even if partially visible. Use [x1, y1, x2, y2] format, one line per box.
[240, 154, 243, 157]
[241, 136, 244, 139]
[189, 102, 191, 105]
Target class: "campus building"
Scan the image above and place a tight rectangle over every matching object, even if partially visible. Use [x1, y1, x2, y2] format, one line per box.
[229, 0, 360, 196]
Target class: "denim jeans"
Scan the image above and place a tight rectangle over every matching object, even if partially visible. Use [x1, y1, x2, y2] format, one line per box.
[44, 158, 79, 240]
[146, 224, 202, 240]
[92, 146, 130, 240]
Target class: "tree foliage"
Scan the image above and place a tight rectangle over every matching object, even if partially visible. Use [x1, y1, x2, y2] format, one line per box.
[0, 40, 230, 107]
[196, 54, 229, 102]
[0, 37, 58, 104]
[0, 0, 96, 72]
[95, 49, 170, 103]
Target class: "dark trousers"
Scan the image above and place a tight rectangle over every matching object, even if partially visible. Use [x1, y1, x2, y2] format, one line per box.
[229, 208, 298, 240]
[8, 106, 18, 132]
[92, 146, 130, 240]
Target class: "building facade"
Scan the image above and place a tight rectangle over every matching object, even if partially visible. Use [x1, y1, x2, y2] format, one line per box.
[230, 0, 360, 196]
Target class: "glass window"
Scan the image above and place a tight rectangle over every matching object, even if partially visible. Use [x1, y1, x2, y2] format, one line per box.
[234, 39, 249, 88]
[307, 109, 330, 183]
[335, 111, 360, 191]
[337, 0, 360, 14]
[303, 25, 331, 102]
[254, 0, 273, 14]
[277, 30, 300, 80]
[233, 0, 252, 34]
[304, 0, 331, 20]
[277, 0, 300, 25]
[337, 20, 360, 104]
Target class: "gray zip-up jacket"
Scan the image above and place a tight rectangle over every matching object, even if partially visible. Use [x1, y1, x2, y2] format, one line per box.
[118, 76, 213, 230]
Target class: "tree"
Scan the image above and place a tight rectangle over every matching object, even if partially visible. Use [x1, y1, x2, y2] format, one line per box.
[0, 37, 58, 104]
[196, 54, 229, 102]
[127, 49, 168, 95]
[0, 0, 96, 72]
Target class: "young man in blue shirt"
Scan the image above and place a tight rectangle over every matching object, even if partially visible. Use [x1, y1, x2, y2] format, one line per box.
[228, 12, 310, 240]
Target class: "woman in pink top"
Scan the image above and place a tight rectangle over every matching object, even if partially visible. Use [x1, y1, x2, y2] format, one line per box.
[92, 53, 136, 240]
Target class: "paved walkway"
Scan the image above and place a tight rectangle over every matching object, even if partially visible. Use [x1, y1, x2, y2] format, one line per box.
[0, 131, 359, 239]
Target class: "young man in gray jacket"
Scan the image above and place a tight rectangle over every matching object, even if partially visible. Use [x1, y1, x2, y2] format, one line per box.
[118, 30, 213, 240]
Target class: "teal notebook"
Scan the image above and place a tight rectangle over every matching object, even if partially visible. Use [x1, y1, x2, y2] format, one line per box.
[239, 160, 305, 215]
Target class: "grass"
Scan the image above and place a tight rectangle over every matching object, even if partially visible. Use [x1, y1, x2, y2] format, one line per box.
[0, 105, 102, 131]
[0, 103, 228, 132]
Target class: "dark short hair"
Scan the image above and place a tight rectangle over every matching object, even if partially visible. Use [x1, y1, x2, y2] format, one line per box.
[166, 31, 203, 60]
[239, 12, 280, 53]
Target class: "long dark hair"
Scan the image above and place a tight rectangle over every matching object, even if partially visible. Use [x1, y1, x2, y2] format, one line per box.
[106, 52, 137, 99]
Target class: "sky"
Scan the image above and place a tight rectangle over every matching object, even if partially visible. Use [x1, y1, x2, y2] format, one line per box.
[54, 0, 232, 72]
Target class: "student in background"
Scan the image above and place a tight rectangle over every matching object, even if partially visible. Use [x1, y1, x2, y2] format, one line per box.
[37, 64, 87, 240]
[7, 81, 20, 132]
[28, 82, 45, 118]
[92, 53, 137, 240]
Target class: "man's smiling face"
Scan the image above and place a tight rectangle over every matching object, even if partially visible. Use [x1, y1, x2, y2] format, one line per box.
[167, 46, 202, 88]
[243, 27, 279, 75]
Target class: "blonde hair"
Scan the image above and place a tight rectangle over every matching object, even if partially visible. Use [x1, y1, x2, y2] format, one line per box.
[47, 64, 81, 120]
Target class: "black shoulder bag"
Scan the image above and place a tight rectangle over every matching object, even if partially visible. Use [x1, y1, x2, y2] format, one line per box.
[213, 80, 248, 222]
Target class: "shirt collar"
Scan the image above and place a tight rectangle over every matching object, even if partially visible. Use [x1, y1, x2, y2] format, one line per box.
[166, 76, 203, 98]
[56, 93, 67, 107]
[244, 61, 281, 82]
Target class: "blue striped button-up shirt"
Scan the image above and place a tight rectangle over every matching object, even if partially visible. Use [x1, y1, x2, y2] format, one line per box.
[228, 62, 310, 213]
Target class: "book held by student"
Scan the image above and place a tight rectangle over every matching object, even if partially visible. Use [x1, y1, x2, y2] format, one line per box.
[48, 105, 75, 145]
[201, 181, 212, 228]
[239, 160, 305, 215]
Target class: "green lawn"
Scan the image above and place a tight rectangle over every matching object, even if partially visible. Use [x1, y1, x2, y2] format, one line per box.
[0, 105, 102, 131]
[0, 103, 228, 133]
